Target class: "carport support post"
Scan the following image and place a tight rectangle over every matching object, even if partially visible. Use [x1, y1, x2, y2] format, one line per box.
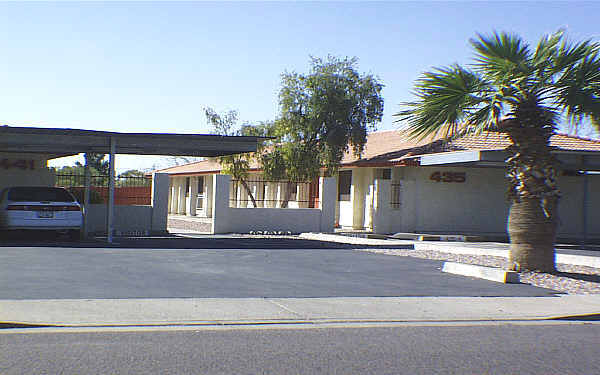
[107, 137, 116, 243]
[83, 153, 91, 238]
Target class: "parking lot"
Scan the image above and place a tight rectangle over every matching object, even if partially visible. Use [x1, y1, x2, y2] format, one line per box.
[0, 233, 559, 299]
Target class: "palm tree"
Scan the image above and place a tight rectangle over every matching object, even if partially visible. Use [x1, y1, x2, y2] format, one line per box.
[396, 30, 600, 272]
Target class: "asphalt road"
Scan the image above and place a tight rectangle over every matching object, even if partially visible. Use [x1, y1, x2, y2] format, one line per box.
[0, 240, 557, 299]
[2, 323, 599, 374]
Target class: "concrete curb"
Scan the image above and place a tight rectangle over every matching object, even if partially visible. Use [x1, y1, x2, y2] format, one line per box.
[299, 233, 600, 269]
[442, 262, 520, 283]
[298, 232, 413, 247]
[3, 296, 600, 327]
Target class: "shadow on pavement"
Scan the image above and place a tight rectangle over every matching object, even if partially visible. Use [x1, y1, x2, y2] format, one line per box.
[0, 231, 401, 250]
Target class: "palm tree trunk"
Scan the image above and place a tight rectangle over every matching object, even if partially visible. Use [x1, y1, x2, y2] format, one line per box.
[508, 197, 557, 272]
[502, 106, 560, 272]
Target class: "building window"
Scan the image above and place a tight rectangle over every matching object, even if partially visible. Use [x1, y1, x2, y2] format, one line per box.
[185, 177, 190, 197]
[391, 181, 402, 210]
[338, 170, 352, 201]
[378, 168, 391, 180]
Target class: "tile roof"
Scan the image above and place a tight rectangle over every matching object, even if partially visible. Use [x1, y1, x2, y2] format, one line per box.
[152, 157, 262, 175]
[342, 131, 600, 166]
[446, 132, 600, 152]
[152, 130, 600, 175]
[152, 158, 223, 175]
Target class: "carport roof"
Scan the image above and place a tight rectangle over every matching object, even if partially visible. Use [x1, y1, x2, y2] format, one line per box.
[0, 126, 262, 157]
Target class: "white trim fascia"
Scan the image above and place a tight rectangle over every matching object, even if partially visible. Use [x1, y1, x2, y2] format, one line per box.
[419, 150, 482, 165]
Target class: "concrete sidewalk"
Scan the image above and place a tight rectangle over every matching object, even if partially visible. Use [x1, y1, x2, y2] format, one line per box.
[299, 233, 600, 268]
[2, 296, 600, 327]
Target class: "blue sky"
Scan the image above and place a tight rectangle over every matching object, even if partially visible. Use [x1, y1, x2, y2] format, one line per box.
[1, 1, 598, 170]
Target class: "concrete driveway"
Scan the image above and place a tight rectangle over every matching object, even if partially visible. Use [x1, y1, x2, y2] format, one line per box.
[0, 234, 559, 299]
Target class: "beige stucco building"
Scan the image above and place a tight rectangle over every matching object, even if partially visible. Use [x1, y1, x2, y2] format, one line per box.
[156, 130, 600, 241]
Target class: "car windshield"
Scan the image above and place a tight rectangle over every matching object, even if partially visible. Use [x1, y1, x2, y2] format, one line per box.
[7, 187, 76, 202]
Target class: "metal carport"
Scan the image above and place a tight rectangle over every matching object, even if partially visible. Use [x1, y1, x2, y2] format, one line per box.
[0, 125, 262, 242]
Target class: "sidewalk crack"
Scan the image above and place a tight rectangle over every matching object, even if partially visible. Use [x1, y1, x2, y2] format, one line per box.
[266, 299, 306, 319]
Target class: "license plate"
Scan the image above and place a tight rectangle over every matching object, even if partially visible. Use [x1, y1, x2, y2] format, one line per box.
[37, 211, 54, 218]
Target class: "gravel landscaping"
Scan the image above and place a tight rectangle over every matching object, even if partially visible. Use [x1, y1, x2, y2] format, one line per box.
[360, 248, 600, 295]
[167, 217, 212, 233]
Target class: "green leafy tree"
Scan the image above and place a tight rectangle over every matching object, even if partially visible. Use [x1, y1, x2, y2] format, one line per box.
[396, 30, 600, 272]
[75, 153, 109, 176]
[118, 169, 146, 178]
[205, 107, 272, 207]
[117, 169, 151, 187]
[262, 56, 384, 204]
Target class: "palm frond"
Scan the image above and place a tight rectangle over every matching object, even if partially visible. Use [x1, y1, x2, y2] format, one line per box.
[471, 31, 532, 83]
[553, 36, 600, 73]
[531, 29, 564, 73]
[394, 65, 493, 140]
[398, 29, 600, 141]
[466, 98, 503, 130]
[554, 51, 600, 128]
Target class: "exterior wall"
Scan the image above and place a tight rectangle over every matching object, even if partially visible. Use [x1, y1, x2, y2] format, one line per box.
[555, 172, 600, 241]
[586, 174, 600, 241]
[85, 204, 153, 234]
[204, 174, 213, 217]
[211, 175, 336, 234]
[351, 168, 368, 229]
[319, 177, 336, 233]
[82, 172, 169, 235]
[371, 179, 402, 234]
[397, 166, 509, 235]
[0, 153, 54, 192]
[369, 165, 600, 240]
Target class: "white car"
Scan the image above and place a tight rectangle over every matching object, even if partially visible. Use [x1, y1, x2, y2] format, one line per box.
[0, 186, 83, 239]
